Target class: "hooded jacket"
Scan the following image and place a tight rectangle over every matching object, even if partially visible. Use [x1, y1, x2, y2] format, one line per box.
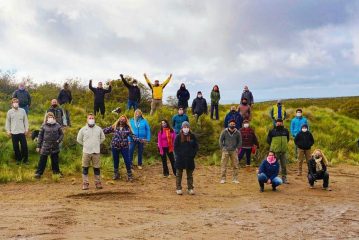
[121, 77, 141, 102]
[177, 86, 190, 108]
[37, 122, 64, 155]
[294, 130, 314, 150]
[267, 126, 290, 153]
[219, 128, 242, 151]
[174, 132, 198, 170]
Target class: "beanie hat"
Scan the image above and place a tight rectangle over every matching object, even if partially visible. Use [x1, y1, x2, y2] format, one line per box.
[182, 121, 190, 128]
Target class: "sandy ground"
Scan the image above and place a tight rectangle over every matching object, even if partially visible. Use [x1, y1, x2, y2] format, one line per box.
[0, 163, 358, 240]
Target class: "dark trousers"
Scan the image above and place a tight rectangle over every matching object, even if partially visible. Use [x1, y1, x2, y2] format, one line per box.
[210, 104, 219, 120]
[129, 141, 144, 166]
[94, 102, 105, 116]
[160, 147, 176, 176]
[11, 134, 28, 163]
[238, 148, 252, 165]
[112, 147, 132, 176]
[176, 168, 194, 190]
[36, 153, 60, 175]
[308, 171, 329, 188]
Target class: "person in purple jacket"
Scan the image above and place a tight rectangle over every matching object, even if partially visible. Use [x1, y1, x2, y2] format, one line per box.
[157, 120, 176, 177]
[257, 151, 283, 192]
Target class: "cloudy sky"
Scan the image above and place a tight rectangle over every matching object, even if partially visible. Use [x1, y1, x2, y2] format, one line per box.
[0, 0, 358, 103]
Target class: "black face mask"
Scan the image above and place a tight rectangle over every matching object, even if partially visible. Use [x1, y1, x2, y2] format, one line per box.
[231, 110, 236, 113]
[229, 125, 236, 130]
[276, 125, 284, 129]
[52, 104, 58, 108]
[242, 102, 247, 105]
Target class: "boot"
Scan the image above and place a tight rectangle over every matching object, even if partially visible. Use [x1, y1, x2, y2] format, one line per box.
[259, 182, 264, 192]
[282, 176, 289, 184]
[112, 169, 120, 180]
[82, 174, 89, 190]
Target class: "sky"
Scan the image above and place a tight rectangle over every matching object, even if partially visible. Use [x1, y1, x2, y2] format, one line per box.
[0, 0, 358, 103]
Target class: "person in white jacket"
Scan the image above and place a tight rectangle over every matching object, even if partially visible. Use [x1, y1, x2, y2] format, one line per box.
[77, 114, 105, 190]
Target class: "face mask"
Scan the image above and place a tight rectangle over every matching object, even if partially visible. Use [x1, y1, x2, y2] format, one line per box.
[296, 113, 302, 117]
[133, 84, 137, 87]
[302, 128, 308, 132]
[120, 120, 126, 125]
[19, 87, 25, 90]
[267, 156, 276, 164]
[314, 154, 321, 159]
[198, 95, 202, 98]
[182, 128, 190, 134]
[52, 104, 58, 108]
[13, 103, 19, 108]
[47, 118, 55, 124]
[242, 102, 247, 105]
[88, 119, 95, 125]
[231, 110, 236, 113]
[229, 125, 236, 130]
[243, 123, 249, 128]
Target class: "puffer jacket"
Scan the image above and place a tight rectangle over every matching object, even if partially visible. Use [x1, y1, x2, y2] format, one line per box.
[172, 114, 189, 134]
[37, 122, 64, 155]
[192, 97, 208, 115]
[129, 117, 151, 142]
[267, 126, 290, 153]
[177, 88, 190, 108]
[174, 132, 199, 170]
[46, 106, 64, 126]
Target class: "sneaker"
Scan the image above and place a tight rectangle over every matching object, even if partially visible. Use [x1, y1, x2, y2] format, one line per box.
[188, 189, 195, 195]
[127, 176, 134, 182]
[176, 190, 183, 195]
[82, 182, 89, 190]
[34, 174, 41, 179]
[246, 165, 250, 167]
[95, 181, 103, 189]
[282, 176, 289, 184]
[163, 174, 169, 178]
[137, 166, 143, 170]
[112, 173, 120, 180]
[232, 180, 239, 184]
[309, 185, 314, 189]
[322, 187, 332, 191]
[220, 179, 226, 184]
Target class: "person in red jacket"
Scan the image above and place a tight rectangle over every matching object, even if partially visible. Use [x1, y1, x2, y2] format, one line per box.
[238, 120, 259, 166]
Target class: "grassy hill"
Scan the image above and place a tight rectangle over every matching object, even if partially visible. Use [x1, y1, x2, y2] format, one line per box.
[0, 78, 358, 183]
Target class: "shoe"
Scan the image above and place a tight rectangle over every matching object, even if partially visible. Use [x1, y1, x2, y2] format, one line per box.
[112, 171, 120, 180]
[220, 179, 226, 184]
[95, 181, 103, 189]
[176, 190, 183, 195]
[127, 175, 134, 182]
[246, 165, 250, 167]
[137, 165, 143, 170]
[272, 186, 277, 192]
[34, 174, 41, 179]
[282, 176, 289, 184]
[188, 189, 195, 195]
[82, 181, 89, 190]
[260, 187, 264, 193]
[322, 187, 332, 191]
[232, 180, 239, 184]
[163, 174, 169, 178]
[309, 185, 314, 189]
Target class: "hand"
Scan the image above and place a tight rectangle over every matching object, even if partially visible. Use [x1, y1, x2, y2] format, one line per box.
[143, 73, 147, 78]
[7, 131, 11, 137]
[267, 179, 271, 184]
[256, 169, 259, 174]
[120, 74, 124, 78]
[25, 130, 28, 136]
[36, 148, 40, 153]
[169, 73, 173, 78]
[89, 79, 92, 83]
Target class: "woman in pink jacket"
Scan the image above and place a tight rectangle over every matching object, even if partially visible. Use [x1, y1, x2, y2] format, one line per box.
[158, 120, 177, 177]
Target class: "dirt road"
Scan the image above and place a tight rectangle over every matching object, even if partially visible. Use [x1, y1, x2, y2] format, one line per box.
[0, 164, 358, 240]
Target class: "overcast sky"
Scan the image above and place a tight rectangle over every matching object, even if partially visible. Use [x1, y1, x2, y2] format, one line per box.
[0, 0, 358, 103]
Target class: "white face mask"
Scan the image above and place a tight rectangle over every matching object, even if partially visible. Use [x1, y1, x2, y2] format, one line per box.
[182, 128, 190, 134]
[12, 103, 19, 108]
[243, 123, 249, 128]
[47, 118, 55, 124]
[296, 113, 302, 117]
[178, 110, 184, 115]
[198, 95, 202, 98]
[133, 84, 137, 87]
[88, 119, 95, 125]
[302, 128, 308, 132]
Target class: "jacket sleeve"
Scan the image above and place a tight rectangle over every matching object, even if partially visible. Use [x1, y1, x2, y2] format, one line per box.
[309, 132, 314, 147]
[157, 132, 163, 153]
[186, 90, 190, 101]
[104, 85, 112, 94]
[204, 99, 208, 114]
[192, 133, 199, 156]
[161, 75, 172, 89]
[271, 164, 280, 181]
[191, 99, 196, 114]
[145, 120, 151, 141]
[218, 92, 221, 101]
[224, 114, 228, 128]
[294, 133, 299, 146]
[290, 119, 295, 137]
[176, 90, 180, 100]
[103, 126, 114, 134]
[69, 91, 72, 104]
[258, 160, 265, 174]
[253, 132, 259, 147]
[308, 159, 315, 176]
[89, 81, 95, 92]
[121, 76, 131, 88]
[5, 111, 11, 133]
[144, 75, 153, 89]
[267, 130, 272, 145]
[174, 134, 181, 156]
[219, 131, 225, 149]
[76, 128, 84, 145]
[37, 126, 45, 148]
[58, 126, 64, 143]
[250, 92, 254, 104]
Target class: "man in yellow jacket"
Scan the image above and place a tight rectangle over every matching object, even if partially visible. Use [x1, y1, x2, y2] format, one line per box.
[144, 73, 172, 115]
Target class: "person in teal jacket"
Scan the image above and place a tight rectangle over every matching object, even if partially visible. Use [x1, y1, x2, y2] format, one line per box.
[129, 109, 151, 169]
[290, 108, 309, 159]
[172, 107, 189, 134]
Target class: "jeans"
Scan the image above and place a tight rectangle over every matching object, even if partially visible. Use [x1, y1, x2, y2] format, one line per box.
[258, 173, 283, 189]
[61, 104, 71, 126]
[11, 134, 28, 163]
[176, 168, 194, 190]
[36, 153, 60, 175]
[21, 105, 29, 115]
[308, 171, 329, 188]
[160, 147, 176, 176]
[238, 148, 252, 165]
[210, 104, 219, 120]
[275, 152, 288, 177]
[127, 100, 138, 111]
[112, 147, 132, 176]
[94, 102, 105, 116]
[129, 141, 144, 166]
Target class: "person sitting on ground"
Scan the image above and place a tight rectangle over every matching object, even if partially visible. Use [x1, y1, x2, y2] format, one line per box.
[224, 106, 243, 130]
[238, 120, 259, 167]
[307, 149, 331, 191]
[157, 120, 176, 177]
[172, 107, 189, 134]
[144, 73, 172, 115]
[257, 151, 283, 192]
[120, 74, 141, 111]
[294, 124, 314, 176]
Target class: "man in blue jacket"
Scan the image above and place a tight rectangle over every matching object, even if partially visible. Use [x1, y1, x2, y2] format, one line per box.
[290, 108, 309, 158]
[224, 106, 243, 130]
[129, 109, 151, 169]
[172, 107, 189, 134]
[12, 83, 31, 115]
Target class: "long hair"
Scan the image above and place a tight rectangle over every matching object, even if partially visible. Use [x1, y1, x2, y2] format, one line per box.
[134, 109, 143, 120]
[180, 129, 192, 142]
[312, 149, 329, 166]
[112, 115, 133, 132]
[160, 119, 174, 133]
[213, 85, 219, 92]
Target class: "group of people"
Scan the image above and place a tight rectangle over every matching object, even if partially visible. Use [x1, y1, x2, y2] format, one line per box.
[4, 74, 331, 194]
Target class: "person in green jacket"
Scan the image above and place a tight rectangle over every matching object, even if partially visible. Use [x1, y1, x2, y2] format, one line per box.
[267, 119, 290, 184]
[210, 85, 220, 120]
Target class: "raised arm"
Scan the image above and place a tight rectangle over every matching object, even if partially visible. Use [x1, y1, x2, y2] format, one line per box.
[144, 73, 153, 89]
[89, 80, 95, 92]
[120, 74, 131, 88]
[104, 82, 112, 94]
[161, 73, 172, 89]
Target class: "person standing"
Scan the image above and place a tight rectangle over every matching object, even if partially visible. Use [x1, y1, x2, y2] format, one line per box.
[89, 79, 112, 117]
[77, 114, 106, 190]
[238, 98, 251, 121]
[191, 91, 208, 122]
[224, 106, 243, 130]
[57, 82, 72, 126]
[294, 124, 314, 176]
[241, 85, 254, 106]
[307, 149, 331, 191]
[129, 109, 151, 170]
[290, 108, 309, 158]
[45, 99, 65, 126]
[103, 115, 136, 181]
[144, 73, 172, 115]
[12, 83, 31, 115]
[174, 121, 199, 195]
[34, 112, 64, 178]
[210, 85, 221, 120]
[120, 74, 141, 111]
[172, 107, 189, 134]
[219, 119, 242, 184]
[257, 151, 283, 192]
[267, 119, 290, 184]
[176, 83, 190, 111]
[238, 120, 259, 167]
[5, 98, 29, 165]
[157, 120, 177, 177]
[270, 99, 286, 126]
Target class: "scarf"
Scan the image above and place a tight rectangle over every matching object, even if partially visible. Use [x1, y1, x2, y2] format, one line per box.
[266, 156, 276, 165]
[315, 157, 323, 171]
[164, 128, 174, 153]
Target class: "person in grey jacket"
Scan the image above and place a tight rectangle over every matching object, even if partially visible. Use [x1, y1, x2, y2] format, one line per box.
[12, 83, 31, 114]
[5, 98, 29, 164]
[219, 119, 242, 184]
[34, 112, 64, 179]
[77, 114, 106, 190]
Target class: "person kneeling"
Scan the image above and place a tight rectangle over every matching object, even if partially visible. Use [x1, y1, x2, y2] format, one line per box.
[307, 149, 331, 191]
[257, 151, 283, 192]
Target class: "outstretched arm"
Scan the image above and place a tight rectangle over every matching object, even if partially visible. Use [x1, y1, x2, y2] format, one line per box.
[144, 73, 153, 89]
[89, 80, 95, 92]
[162, 73, 172, 89]
[120, 74, 131, 88]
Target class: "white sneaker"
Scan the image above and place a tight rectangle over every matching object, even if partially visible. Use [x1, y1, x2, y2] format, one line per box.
[220, 179, 226, 184]
[176, 190, 183, 195]
[137, 166, 143, 170]
[232, 180, 239, 184]
[188, 189, 195, 195]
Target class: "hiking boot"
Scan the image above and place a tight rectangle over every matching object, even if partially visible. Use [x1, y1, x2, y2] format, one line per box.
[272, 186, 277, 192]
[112, 170, 120, 180]
[95, 181, 103, 189]
[34, 173, 41, 179]
[260, 187, 264, 192]
[188, 189, 195, 195]
[82, 181, 89, 190]
[137, 165, 143, 170]
[232, 180, 239, 184]
[220, 179, 226, 184]
[322, 187, 332, 191]
[282, 176, 289, 184]
[176, 190, 183, 195]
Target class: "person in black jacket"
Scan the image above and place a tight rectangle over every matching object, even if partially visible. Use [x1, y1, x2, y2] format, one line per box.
[57, 83, 72, 126]
[174, 121, 199, 195]
[191, 91, 208, 122]
[120, 74, 141, 111]
[307, 149, 331, 191]
[89, 79, 112, 117]
[176, 83, 190, 111]
[294, 124, 314, 176]
[45, 99, 65, 127]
